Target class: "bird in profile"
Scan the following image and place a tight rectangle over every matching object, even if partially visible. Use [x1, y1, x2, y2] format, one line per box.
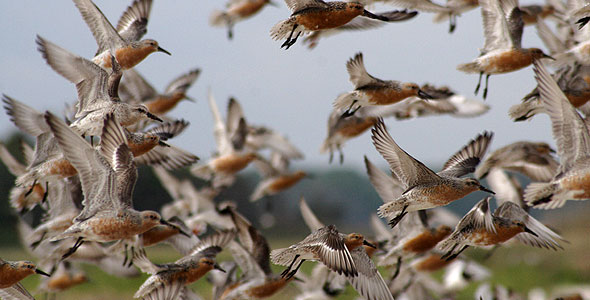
[36, 36, 163, 137]
[270, 0, 406, 49]
[210, 0, 276, 39]
[456, 0, 553, 99]
[438, 197, 564, 261]
[45, 112, 181, 259]
[333, 52, 433, 116]
[0, 258, 50, 300]
[524, 61, 590, 209]
[371, 117, 494, 227]
[72, 0, 171, 70]
[119, 68, 200, 116]
[475, 141, 559, 182]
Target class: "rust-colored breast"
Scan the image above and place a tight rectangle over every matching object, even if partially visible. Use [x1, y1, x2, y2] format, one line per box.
[487, 50, 534, 74]
[0, 266, 33, 288]
[115, 46, 155, 70]
[141, 225, 179, 247]
[566, 92, 590, 108]
[213, 153, 256, 174]
[413, 254, 452, 272]
[562, 172, 590, 199]
[48, 158, 78, 178]
[471, 225, 523, 246]
[245, 278, 290, 298]
[145, 94, 184, 116]
[185, 264, 213, 284]
[230, 0, 267, 18]
[402, 226, 452, 254]
[363, 88, 415, 105]
[426, 184, 475, 205]
[268, 172, 306, 193]
[295, 9, 361, 30]
[89, 217, 151, 241]
[338, 117, 376, 138]
[129, 139, 159, 157]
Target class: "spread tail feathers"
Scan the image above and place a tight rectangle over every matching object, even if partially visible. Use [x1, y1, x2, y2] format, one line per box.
[332, 92, 365, 112]
[270, 18, 303, 41]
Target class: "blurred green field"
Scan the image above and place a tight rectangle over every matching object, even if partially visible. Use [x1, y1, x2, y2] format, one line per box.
[3, 220, 590, 300]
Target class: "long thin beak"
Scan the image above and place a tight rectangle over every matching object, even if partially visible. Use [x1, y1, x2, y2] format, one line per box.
[524, 226, 538, 237]
[362, 10, 390, 22]
[213, 263, 226, 273]
[184, 95, 196, 103]
[158, 140, 170, 147]
[146, 112, 163, 122]
[543, 54, 555, 60]
[160, 219, 191, 237]
[36, 269, 51, 277]
[479, 185, 495, 194]
[157, 47, 171, 56]
[549, 147, 556, 153]
[363, 240, 377, 249]
[418, 89, 434, 99]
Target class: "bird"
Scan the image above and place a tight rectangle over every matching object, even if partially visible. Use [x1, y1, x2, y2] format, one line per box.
[133, 230, 235, 300]
[270, 0, 402, 49]
[475, 141, 559, 182]
[223, 97, 304, 159]
[298, 197, 394, 300]
[456, 0, 553, 99]
[191, 91, 258, 188]
[72, 0, 171, 70]
[45, 112, 181, 259]
[509, 64, 590, 121]
[210, 0, 276, 39]
[36, 35, 163, 137]
[371, 117, 494, 227]
[332, 52, 433, 115]
[119, 68, 200, 116]
[524, 61, 590, 209]
[0, 258, 50, 300]
[250, 151, 307, 202]
[320, 108, 378, 164]
[0, 141, 47, 213]
[270, 224, 368, 279]
[438, 197, 564, 261]
[36, 261, 88, 296]
[301, 10, 418, 48]
[214, 207, 297, 299]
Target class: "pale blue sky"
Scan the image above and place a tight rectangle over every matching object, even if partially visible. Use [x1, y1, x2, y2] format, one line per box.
[0, 1, 553, 171]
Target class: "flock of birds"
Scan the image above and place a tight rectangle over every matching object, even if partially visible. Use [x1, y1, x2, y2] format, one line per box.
[1, 0, 590, 299]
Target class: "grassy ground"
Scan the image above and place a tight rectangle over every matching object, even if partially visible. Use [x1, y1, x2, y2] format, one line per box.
[3, 223, 590, 300]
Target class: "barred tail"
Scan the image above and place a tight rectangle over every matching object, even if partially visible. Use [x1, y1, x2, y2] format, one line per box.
[270, 18, 301, 41]
[332, 92, 365, 112]
[377, 198, 407, 218]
